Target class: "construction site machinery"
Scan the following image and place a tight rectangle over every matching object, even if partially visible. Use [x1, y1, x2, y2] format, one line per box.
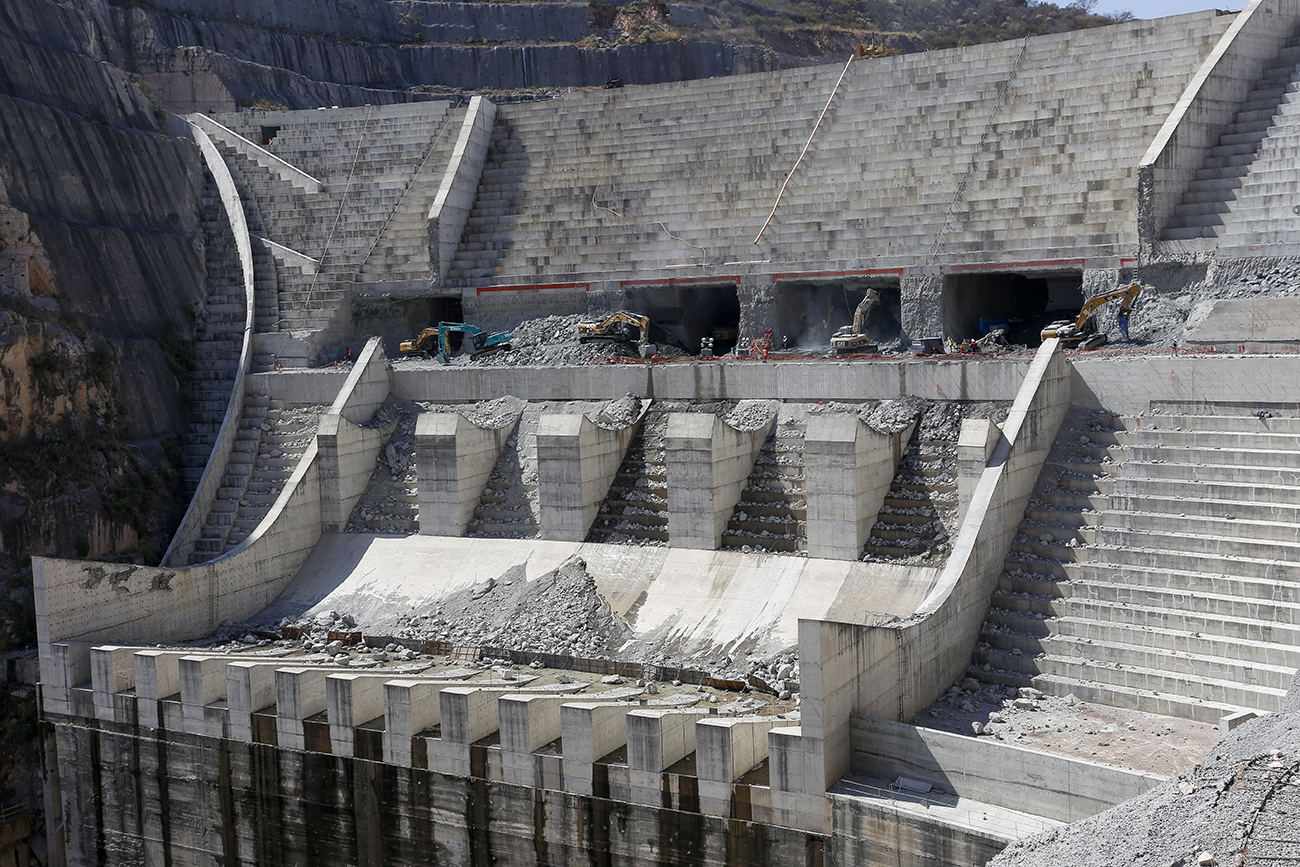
[1040, 282, 1142, 350]
[830, 288, 881, 354]
[577, 311, 651, 346]
[400, 322, 512, 362]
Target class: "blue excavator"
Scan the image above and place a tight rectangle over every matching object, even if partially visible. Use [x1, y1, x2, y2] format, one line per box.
[399, 322, 512, 362]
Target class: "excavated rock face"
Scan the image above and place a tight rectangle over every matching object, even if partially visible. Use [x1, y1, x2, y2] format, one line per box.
[990, 671, 1300, 867]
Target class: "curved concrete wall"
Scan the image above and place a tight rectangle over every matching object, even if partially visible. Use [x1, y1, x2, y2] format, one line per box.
[163, 122, 258, 567]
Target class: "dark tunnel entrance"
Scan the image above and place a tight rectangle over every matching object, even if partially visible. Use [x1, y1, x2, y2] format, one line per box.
[775, 277, 902, 350]
[942, 270, 1084, 344]
[624, 283, 741, 354]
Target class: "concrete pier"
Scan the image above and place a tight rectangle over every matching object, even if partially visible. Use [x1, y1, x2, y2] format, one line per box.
[804, 414, 915, 560]
[536, 400, 649, 541]
[666, 406, 777, 548]
[416, 405, 522, 536]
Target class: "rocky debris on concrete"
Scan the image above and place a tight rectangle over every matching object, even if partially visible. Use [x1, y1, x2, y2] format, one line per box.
[394, 314, 641, 368]
[723, 399, 779, 431]
[454, 395, 528, 429]
[1089, 264, 1300, 348]
[345, 398, 422, 534]
[385, 554, 632, 656]
[860, 396, 928, 434]
[586, 393, 642, 430]
[988, 672, 1300, 867]
[913, 680, 1219, 777]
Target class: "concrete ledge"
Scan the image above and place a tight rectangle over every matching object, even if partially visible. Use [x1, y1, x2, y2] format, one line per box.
[849, 716, 1163, 823]
[188, 113, 326, 194]
[390, 359, 1029, 404]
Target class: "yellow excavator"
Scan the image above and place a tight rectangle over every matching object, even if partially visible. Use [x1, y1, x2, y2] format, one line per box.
[577, 311, 652, 347]
[830, 288, 881, 354]
[1040, 282, 1141, 350]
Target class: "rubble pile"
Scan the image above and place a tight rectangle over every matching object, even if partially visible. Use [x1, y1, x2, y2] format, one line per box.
[988, 673, 1300, 867]
[387, 554, 632, 657]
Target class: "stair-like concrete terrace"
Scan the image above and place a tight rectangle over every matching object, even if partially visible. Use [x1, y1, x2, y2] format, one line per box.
[970, 405, 1300, 724]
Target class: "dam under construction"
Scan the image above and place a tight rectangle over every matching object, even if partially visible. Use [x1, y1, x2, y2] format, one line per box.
[19, 0, 1300, 864]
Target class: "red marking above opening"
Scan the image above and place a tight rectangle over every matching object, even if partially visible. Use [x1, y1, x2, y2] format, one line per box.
[771, 268, 904, 282]
[476, 282, 589, 295]
[943, 259, 1086, 274]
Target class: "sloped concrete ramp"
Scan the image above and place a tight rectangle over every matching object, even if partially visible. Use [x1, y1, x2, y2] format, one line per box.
[256, 534, 939, 660]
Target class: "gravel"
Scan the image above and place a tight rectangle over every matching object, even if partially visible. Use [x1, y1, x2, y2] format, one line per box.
[1094, 264, 1300, 348]
[989, 672, 1300, 867]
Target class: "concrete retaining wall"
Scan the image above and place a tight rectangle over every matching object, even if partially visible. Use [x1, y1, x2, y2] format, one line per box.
[1139, 0, 1300, 251]
[849, 716, 1163, 824]
[390, 358, 1029, 404]
[163, 122, 258, 567]
[429, 96, 496, 287]
[771, 341, 1070, 831]
[1071, 353, 1300, 413]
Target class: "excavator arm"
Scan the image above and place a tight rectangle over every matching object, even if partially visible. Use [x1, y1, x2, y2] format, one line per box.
[1041, 283, 1142, 349]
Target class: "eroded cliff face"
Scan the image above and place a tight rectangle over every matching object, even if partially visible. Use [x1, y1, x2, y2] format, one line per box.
[1, 0, 207, 573]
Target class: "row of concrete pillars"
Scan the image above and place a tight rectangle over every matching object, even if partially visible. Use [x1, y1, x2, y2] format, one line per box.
[416, 401, 924, 561]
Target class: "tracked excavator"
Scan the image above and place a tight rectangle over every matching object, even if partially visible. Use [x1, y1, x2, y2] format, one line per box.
[1040, 282, 1142, 350]
[400, 322, 512, 362]
[830, 288, 881, 354]
[576, 311, 651, 346]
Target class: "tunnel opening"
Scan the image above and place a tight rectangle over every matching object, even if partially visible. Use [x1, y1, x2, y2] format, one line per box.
[942, 270, 1083, 344]
[624, 283, 740, 354]
[775, 278, 902, 350]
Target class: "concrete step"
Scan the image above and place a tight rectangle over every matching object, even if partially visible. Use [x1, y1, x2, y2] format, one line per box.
[1089, 543, 1300, 582]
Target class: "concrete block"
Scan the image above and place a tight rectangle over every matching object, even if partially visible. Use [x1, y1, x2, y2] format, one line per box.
[275, 668, 328, 751]
[957, 417, 1004, 517]
[537, 400, 649, 540]
[417, 406, 520, 536]
[134, 650, 187, 729]
[326, 673, 388, 757]
[90, 646, 137, 723]
[179, 655, 230, 737]
[561, 702, 631, 796]
[626, 708, 710, 805]
[805, 415, 914, 560]
[227, 661, 279, 743]
[1219, 709, 1258, 737]
[666, 405, 776, 548]
[383, 679, 454, 766]
[696, 715, 784, 816]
